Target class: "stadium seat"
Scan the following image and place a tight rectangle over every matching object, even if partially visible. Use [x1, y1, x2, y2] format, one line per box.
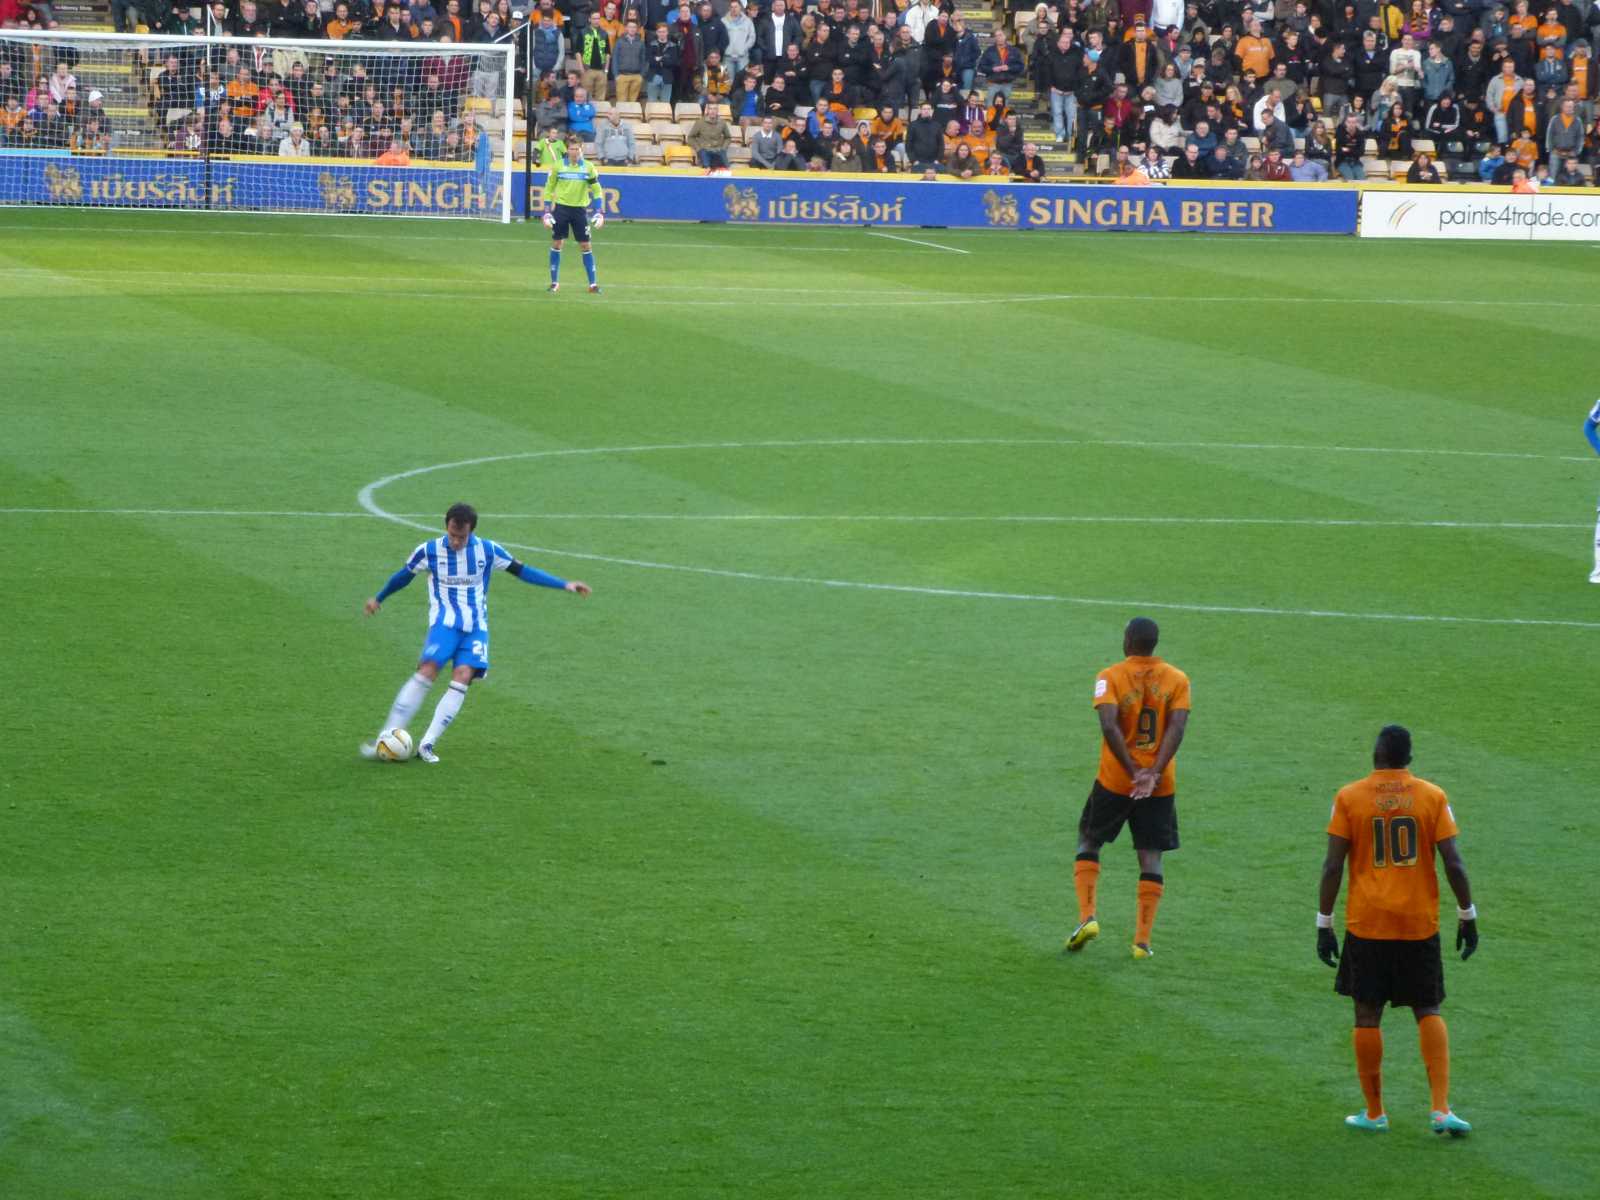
[717, 104, 732, 120]
[1412, 138, 1436, 155]
[652, 120, 686, 143]
[677, 119, 698, 138]
[644, 102, 674, 122]
[853, 106, 878, 122]
[1242, 136, 1261, 152]
[730, 144, 752, 163]
[674, 102, 703, 121]
[614, 102, 644, 121]
[663, 143, 695, 166]
[466, 97, 493, 115]
[636, 143, 664, 165]
[632, 123, 656, 143]
[1363, 158, 1390, 178]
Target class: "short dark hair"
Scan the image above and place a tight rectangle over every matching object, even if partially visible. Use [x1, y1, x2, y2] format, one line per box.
[1374, 725, 1413, 769]
[445, 502, 478, 530]
[1124, 616, 1160, 654]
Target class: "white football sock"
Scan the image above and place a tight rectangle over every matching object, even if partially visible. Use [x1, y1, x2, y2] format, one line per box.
[1593, 503, 1600, 571]
[382, 671, 433, 733]
[421, 681, 468, 747]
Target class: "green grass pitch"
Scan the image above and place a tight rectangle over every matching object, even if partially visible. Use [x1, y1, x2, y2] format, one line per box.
[2, 208, 1598, 1199]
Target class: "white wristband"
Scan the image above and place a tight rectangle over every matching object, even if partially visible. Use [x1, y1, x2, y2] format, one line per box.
[1457, 904, 1477, 921]
[1316, 912, 1334, 929]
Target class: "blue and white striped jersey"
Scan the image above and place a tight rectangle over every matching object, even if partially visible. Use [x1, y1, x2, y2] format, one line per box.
[404, 535, 517, 633]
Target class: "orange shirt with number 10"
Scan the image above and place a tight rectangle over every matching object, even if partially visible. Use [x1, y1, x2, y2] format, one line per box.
[1091, 655, 1191, 796]
[1328, 769, 1459, 941]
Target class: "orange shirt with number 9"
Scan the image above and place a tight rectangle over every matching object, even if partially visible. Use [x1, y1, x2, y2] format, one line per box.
[1091, 655, 1191, 796]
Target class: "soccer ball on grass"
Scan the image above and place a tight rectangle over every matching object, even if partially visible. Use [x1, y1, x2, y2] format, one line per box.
[376, 728, 415, 761]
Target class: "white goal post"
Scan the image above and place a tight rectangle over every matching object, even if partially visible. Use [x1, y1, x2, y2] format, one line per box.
[0, 29, 515, 222]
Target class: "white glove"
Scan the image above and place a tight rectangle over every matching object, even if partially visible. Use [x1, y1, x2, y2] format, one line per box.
[591, 210, 604, 229]
[541, 211, 555, 228]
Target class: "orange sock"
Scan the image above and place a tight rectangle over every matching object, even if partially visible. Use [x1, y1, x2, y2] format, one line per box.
[1134, 873, 1163, 946]
[1417, 1014, 1450, 1113]
[1073, 857, 1100, 922]
[1353, 1027, 1384, 1118]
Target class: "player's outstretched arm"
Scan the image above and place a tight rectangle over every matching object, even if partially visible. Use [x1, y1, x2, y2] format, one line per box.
[507, 558, 592, 597]
[365, 567, 415, 615]
[1438, 836, 1477, 960]
[1317, 834, 1350, 966]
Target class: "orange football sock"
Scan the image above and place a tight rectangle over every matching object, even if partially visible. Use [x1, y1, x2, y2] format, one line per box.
[1073, 857, 1100, 922]
[1417, 1014, 1450, 1113]
[1134, 874, 1163, 946]
[1353, 1027, 1385, 1118]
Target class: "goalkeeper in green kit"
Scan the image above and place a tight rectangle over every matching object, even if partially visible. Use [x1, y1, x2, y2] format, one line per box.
[543, 131, 608, 294]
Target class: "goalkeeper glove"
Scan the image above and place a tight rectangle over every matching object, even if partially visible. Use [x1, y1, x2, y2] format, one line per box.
[591, 209, 604, 229]
[542, 211, 555, 228]
[1456, 918, 1478, 961]
[1317, 926, 1340, 968]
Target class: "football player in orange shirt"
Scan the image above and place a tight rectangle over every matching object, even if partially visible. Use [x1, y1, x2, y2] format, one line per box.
[1065, 617, 1190, 960]
[1317, 725, 1479, 1136]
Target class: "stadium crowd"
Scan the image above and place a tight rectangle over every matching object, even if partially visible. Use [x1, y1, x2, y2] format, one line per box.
[2, 0, 1599, 183]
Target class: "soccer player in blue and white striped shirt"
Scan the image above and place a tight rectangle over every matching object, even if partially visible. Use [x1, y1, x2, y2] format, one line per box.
[361, 502, 591, 763]
[1587, 400, 1600, 584]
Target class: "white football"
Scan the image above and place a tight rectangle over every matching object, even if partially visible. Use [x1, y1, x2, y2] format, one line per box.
[376, 728, 415, 761]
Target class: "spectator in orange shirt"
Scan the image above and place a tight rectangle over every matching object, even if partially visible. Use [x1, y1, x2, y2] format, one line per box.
[1507, 0, 1537, 38]
[1234, 19, 1273, 79]
[376, 137, 412, 165]
[957, 116, 993, 163]
[1507, 130, 1539, 167]
[326, 1, 357, 38]
[227, 65, 260, 122]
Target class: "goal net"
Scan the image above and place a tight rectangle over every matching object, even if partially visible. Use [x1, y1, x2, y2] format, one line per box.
[0, 29, 515, 222]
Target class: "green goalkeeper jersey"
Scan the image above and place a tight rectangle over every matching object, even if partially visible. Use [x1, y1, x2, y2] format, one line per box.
[544, 156, 603, 209]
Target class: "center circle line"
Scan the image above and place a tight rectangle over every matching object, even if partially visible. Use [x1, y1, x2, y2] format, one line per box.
[355, 438, 1598, 631]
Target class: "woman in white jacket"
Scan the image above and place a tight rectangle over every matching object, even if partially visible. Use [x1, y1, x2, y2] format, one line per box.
[1150, 0, 1183, 32]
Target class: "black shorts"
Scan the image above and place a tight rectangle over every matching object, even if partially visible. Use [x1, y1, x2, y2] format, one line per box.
[1335, 932, 1445, 1009]
[1078, 781, 1179, 851]
[550, 203, 590, 241]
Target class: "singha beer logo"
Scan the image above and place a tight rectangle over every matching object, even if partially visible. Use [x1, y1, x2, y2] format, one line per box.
[318, 171, 357, 209]
[44, 164, 83, 202]
[722, 183, 760, 221]
[982, 189, 1019, 227]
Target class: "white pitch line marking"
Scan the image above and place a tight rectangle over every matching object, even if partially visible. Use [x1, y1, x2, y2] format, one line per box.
[867, 231, 971, 254]
[1, 506, 1585, 530]
[9, 268, 1594, 311]
[352, 439, 1600, 631]
[0, 507, 375, 518]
